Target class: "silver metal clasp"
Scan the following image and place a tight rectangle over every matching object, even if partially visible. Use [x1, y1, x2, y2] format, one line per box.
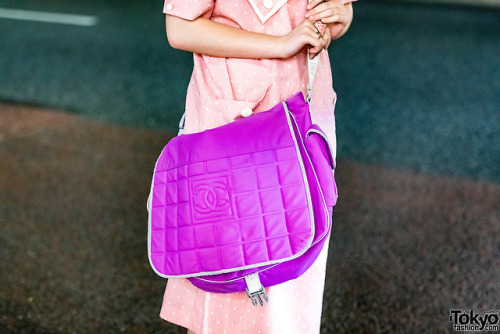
[244, 273, 268, 306]
[177, 113, 186, 135]
[306, 83, 312, 104]
[246, 286, 268, 307]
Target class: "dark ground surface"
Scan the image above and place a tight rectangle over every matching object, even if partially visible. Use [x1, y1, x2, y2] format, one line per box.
[1, 105, 499, 333]
[1, 0, 500, 333]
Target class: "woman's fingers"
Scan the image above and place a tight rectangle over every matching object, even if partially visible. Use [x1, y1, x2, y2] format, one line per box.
[304, 19, 325, 38]
[279, 18, 329, 58]
[304, 20, 323, 39]
[306, 2, 331, 19]
[309, 8, 341, 23]
[306, 0, 326, 10]
[306, 1, 347, 24]
[306, 31, 328, 58]
[292, 19, 328, 59]
[303, 19, 319, 31]
[321, 14, 344, 24]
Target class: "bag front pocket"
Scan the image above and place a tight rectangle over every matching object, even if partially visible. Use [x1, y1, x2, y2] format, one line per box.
[305, 125, 337, 207]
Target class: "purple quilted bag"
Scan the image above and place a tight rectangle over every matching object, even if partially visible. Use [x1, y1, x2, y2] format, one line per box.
[147, 90, 337, 305]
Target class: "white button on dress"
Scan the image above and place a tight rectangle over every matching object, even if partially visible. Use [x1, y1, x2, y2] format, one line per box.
[166, 3, 174, 11]
[263, 0, 274, 9]
[240, 107, 253, 118]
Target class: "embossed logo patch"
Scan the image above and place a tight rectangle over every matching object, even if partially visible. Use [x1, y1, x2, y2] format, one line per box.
[191, 177, 233, 221]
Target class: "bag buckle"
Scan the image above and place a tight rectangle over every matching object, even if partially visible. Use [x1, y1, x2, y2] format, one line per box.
[306, 83, 312, 104]
[247, 287, 268, 307]
[244, 273, 268, 306]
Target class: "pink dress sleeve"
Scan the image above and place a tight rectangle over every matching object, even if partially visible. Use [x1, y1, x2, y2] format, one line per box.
[163, 0, 215, 20]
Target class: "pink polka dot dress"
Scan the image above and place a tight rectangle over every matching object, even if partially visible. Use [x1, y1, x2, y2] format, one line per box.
[160, 0, 354, 333]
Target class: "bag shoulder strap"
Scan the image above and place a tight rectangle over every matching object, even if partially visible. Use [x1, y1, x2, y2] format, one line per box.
[306, 0, 321, 103]
[306, 50, 320, 103]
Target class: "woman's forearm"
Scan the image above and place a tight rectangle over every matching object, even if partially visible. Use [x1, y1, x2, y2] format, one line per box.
[166, 15, 282, 59]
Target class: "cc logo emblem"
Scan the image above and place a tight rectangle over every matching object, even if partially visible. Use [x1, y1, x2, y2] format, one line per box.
[191, 178, 232, 220]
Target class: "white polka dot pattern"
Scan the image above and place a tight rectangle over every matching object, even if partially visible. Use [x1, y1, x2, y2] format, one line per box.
[161, 238, 330, 334]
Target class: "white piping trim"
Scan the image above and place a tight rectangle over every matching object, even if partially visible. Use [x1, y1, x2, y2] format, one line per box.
[282, 101, 316, 248]
[306, 128, 335, 169]
[247, 0, 288, 24]
[288, 112, 332, 244]
[147, 142, 171, 279]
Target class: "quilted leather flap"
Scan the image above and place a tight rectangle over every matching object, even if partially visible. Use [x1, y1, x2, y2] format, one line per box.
[149, 101, 315, 278]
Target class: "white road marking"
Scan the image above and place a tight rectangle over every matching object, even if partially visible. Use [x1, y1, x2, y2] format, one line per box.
[0, 8, 98, 26]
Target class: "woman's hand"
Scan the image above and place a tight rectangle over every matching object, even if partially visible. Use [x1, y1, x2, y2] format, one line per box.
[276, 19, 330, 59]
[305, 0, 353, 40]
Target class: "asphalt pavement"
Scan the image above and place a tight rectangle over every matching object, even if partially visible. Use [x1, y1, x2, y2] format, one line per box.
[332, 1, 500, 181]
